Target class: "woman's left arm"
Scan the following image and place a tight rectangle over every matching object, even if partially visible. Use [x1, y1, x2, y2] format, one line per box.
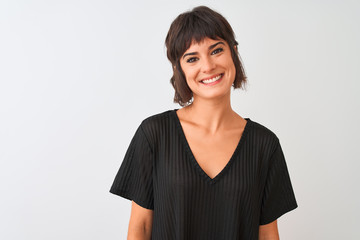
[259, 219, 279, 240]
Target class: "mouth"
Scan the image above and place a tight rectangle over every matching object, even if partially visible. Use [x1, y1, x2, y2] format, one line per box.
[200, 73, 223, 85]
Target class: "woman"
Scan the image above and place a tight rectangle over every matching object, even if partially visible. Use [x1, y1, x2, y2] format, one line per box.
[110, 6, 298, 240]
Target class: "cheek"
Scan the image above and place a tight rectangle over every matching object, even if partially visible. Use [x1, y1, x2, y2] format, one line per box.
[179, 66, 194, 88]
[222, 54, 236, 74]
[231, 63, 236, 75]
[182, 66, 196, 82]
[180, 63, 189, 79]
[228, 60, 236, 76]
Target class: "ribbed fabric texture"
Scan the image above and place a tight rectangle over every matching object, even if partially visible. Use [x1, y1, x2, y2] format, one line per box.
[110, 109, 298, 240]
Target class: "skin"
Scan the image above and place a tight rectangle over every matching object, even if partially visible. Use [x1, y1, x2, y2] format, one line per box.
[127, 201, 153, 240]
[179, 37, 280, 239]
[259, 220, 280, 240]
[127, 37, 279, 239]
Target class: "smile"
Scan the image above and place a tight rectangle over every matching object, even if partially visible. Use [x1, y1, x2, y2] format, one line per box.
[200, 74, 223, 85]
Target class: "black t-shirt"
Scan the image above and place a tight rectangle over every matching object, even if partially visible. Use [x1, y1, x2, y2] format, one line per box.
[110, 109, 298, 240]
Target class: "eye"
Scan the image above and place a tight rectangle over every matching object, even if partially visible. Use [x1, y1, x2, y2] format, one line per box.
[211, 48, 224, 55]
[186, 57, 198, 63]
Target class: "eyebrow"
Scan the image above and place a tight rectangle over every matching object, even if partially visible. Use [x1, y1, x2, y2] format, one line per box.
[182, 41, 225, 59]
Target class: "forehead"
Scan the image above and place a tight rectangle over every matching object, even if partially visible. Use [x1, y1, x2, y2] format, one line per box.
[184, 37, 227, 52]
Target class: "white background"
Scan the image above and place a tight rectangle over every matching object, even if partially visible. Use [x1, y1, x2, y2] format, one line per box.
[1, 0, 359, 239]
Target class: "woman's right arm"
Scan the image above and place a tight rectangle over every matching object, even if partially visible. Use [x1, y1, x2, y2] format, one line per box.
[127, 201, 154, 240]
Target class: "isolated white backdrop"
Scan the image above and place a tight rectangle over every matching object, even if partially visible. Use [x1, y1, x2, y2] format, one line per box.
[0, 0, 359, 239]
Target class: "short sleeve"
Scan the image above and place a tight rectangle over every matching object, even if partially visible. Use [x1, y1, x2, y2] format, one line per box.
[109, 123, 154, 210]
[259, 140, 298, 225]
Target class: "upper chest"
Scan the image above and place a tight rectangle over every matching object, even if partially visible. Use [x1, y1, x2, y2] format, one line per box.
[177, 116, 247, 179]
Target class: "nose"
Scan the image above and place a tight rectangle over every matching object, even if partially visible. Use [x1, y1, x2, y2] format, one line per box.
[201, 56, 216, 73]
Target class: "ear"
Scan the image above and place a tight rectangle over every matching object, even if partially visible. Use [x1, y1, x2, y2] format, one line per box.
[234, 45, 237, 51]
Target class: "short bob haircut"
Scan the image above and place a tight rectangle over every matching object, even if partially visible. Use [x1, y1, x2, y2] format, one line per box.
[165, 6, 248, 107]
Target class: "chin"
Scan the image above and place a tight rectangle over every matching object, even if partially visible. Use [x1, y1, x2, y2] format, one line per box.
[196, 90, 231, 100]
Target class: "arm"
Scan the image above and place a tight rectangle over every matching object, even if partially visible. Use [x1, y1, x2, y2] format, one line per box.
[259, 219, 279, 240]
[127, 201, 154, 240]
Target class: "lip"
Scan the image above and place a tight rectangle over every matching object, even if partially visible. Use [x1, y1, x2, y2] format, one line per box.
[200, 73, 223, 86]
[200, 73, 223, 82]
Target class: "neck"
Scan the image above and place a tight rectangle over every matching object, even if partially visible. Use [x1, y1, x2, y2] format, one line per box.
[183, 92, 237, 134]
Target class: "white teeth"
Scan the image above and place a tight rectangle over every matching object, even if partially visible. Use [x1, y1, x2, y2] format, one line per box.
[202, 74, 222, 84]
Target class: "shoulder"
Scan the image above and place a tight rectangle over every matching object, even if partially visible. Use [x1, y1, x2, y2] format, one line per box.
[137, 109, 175, 145]
[247, 118, 280, 151]
[140, 109, 173, 130]
[248, 119, 278, 140]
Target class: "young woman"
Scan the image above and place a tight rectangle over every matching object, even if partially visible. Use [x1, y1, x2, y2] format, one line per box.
[110, 6, 298, 240]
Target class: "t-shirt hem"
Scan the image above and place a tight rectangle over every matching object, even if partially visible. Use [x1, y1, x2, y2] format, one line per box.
[109, 188, 154, 210]
[259, 202, 298, 225]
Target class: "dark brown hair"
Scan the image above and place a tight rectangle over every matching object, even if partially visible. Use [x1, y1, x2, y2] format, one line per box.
[165, 6, 248, 106]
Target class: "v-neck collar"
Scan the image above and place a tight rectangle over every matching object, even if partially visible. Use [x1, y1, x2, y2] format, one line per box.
[171, 108, 252, 185]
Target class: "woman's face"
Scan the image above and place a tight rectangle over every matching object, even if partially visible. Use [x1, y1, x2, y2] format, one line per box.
[179, 37, 236, 102]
